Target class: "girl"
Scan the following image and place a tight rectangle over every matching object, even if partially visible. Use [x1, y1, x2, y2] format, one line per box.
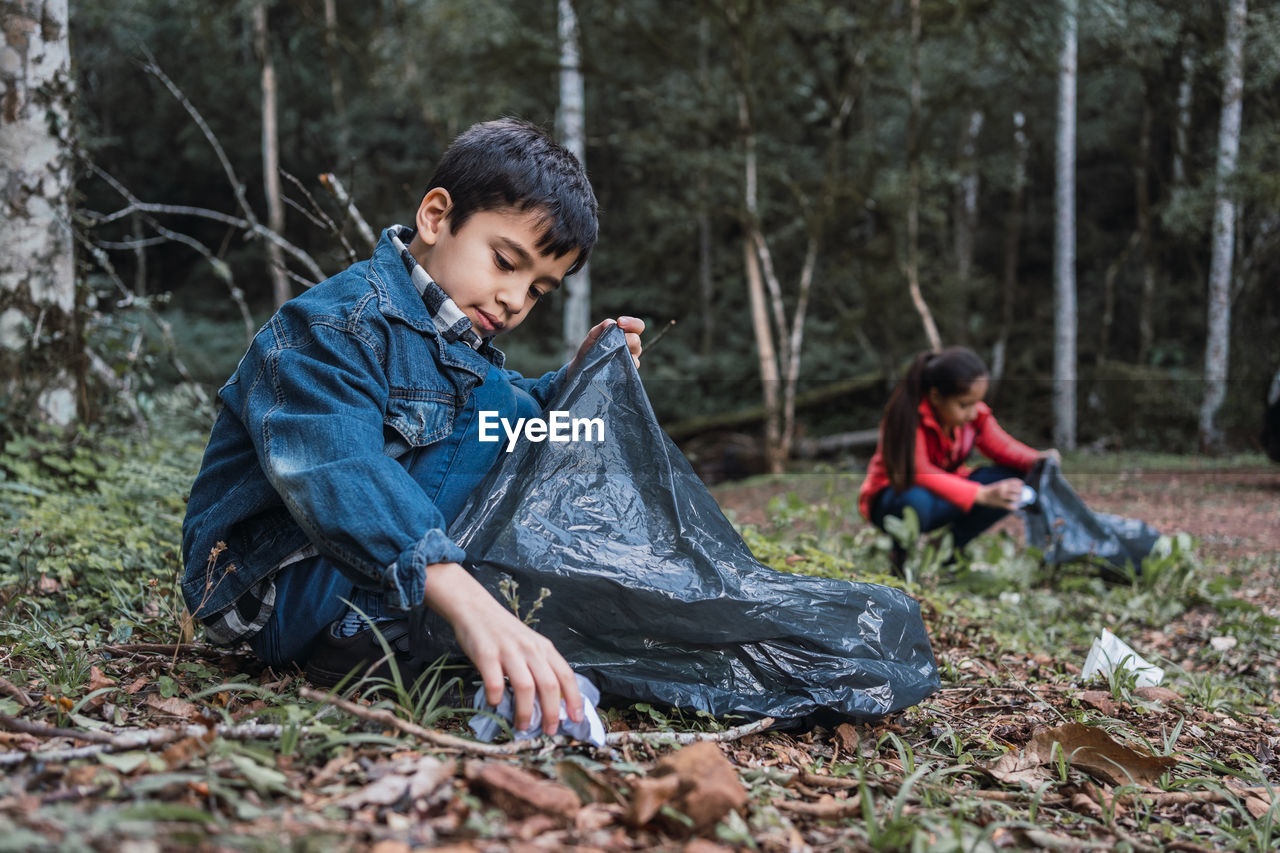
[858, 347, 1059, 563]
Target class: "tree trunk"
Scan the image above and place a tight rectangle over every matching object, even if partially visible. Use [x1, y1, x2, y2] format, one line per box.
[697, 16, 715, 358]
[738, 93, 783, 474]
[1136, 94, 1155, 363]
[322, 0, 348, 161]
[1199, 0, 1247, 452]
[1172, 46, 1194, 189]
[0, 0, 79, 426]
[557, 0, 591, 362]
[1053, 0, 1078, 450]
[954, 109, 983, 290]
[254, 2, 288, 308]
[905, 0, 942, 352]
[991, 111, 1027, 396]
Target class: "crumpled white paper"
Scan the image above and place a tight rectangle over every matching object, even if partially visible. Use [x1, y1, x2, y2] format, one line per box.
[469, 671, 607, 747]
[1080, 628, 1163, 688]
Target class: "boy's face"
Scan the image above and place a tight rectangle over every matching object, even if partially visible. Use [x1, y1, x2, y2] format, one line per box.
[411, 189, 577, 338]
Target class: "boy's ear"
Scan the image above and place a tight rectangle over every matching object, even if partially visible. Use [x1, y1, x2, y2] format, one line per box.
[415, 188, 453, 245]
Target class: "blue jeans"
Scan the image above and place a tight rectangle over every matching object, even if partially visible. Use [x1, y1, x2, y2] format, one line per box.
[246, 553, 393, 667]
[870, 465, 1023, 550]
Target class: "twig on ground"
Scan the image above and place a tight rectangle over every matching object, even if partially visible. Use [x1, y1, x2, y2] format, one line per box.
[97, 642, 228, 658]
[0, 721, 285, 766]
[299, 686, 547, 756]
[604, 715, 775, 746]
[0, 677, 33, 708]
[301, 686, 774, 754]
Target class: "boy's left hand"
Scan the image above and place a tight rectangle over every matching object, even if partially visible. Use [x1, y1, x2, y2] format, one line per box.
[571, 316, 645, 372]
[1037, 448, 1062, 465]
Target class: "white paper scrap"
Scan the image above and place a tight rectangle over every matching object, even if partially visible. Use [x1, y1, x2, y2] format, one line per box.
[1080, 628, 1163, 688]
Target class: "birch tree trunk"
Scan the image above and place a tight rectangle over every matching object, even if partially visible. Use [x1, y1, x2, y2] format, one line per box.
[991, 111, 1027, 395]
[1053, 0, 1078, 450]
[954, 110, 983, 286]
[1198, 0, 1247, 452]
[254, 1, 288, 308]
[905, 0, 942, 352]
[557, 0, 591, 362]
[1136, 94, 1156, 363]
[1172, 47, 1194, 189]
[738, 93, 783, 474]
[0, 0, 79, 425]
[323, 0, 348, 161]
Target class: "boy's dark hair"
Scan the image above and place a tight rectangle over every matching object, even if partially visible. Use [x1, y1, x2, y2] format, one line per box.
[426, 118, 598, 275]
[882, 346, 989, 492]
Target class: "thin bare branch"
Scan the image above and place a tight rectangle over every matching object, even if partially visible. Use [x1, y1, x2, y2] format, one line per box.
[319, 172, 378, 252]
[136, 44, 258, 230]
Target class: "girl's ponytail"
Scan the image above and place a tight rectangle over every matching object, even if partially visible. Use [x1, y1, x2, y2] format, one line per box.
[880, 346, 989, 493]
[882, 351, 934, 492]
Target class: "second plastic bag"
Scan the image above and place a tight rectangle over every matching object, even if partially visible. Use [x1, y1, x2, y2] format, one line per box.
[446, 326, 940, 723]
[1023, 458, 1161, 574]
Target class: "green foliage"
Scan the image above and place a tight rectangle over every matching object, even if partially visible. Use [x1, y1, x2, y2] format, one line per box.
[0, 394, 205, 643]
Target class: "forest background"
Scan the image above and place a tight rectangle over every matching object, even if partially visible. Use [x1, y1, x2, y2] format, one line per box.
[6, 0, 1280, 463]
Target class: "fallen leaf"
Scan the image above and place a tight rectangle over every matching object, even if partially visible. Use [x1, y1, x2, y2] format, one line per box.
[467, 761, 581, 823]
[630, 741, 748, 833]
[122, 676, 149, 695]
[832, 723, 860, 757]
[987, 723, 1177, 789]
[1133, 686, 1180, 703]
[1077, 691, 1119, 716]
[143, 695, 200, 721]
[1245, 797, 1271, 819]
[775, 794, 861, 819]
[368, 842, 410, 853]
[160, 731, 214, 771]
[1209, 636, 1237, 651]
[37, 574, 60, 593]
[624, 774, 681, 827]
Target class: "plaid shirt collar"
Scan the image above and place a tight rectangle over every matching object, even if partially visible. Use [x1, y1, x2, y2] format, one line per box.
[387, 225, 504, 368]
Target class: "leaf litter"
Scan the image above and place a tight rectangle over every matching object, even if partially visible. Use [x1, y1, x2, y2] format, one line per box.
[0, 467, 1277, 849]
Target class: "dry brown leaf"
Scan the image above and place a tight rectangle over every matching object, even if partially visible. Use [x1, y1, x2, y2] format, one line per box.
[774, 794, 862, 819]
[37, 574, 60, 593]
[121, 676, 149, 696]
[574, 802, 623, 834]
[368, 842, 411, 853]
[683, 840, 736, 853]
[468, 761, 581, 823]
[143, 695, 201, 720]
[1133, 686, 1181, 703]
[159, 730, 214, 771]
[1245, 797, 1272, 819]
[640, 741, 749, 833]
[625, 774, 682, 827]
[987, 722, 1177, 789]
[833, 723, 860, 757]
[1077, 690, 1119, 716]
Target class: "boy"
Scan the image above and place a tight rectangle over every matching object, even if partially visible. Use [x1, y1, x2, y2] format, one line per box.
[181, 119, 643, 735]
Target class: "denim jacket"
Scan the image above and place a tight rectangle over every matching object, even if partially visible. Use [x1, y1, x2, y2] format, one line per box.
[181, 228, 565, 622]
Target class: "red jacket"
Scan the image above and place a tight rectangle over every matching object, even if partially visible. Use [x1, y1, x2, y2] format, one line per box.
[858, 400, 1039, 520]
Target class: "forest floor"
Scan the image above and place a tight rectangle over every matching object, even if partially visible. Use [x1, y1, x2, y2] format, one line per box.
[0, 445, 1277, 851]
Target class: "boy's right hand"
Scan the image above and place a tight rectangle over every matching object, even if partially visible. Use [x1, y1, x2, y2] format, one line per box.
[422, 562, 583, 736]
[975, 479, 1024, 510]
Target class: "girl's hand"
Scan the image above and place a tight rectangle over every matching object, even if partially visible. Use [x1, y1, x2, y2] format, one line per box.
[570, 316, 645, 372]
[975, 478, 1024, 510]
[1037, 448, 1062, 465]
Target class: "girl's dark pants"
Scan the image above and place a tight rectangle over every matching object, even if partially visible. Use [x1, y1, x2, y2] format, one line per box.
[870, 465, 1023, 550]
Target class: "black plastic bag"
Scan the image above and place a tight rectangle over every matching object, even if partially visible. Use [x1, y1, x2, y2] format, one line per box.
[446, 326, 940, 723]
[1022, 459, 1161, 573]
